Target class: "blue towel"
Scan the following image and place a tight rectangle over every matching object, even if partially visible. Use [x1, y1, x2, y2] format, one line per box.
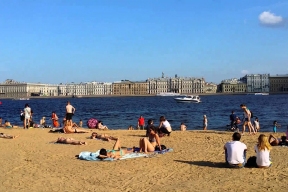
[78, 150, 147, 161]
[154, 148, 173, 154]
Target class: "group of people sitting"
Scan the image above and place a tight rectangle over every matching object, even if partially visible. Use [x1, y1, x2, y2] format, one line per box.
[224, 131, 288, 168]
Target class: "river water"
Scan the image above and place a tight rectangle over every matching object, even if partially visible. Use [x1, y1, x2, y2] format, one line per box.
[0, 95, 287, 132]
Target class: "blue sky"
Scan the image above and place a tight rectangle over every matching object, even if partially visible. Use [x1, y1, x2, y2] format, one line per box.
[0, 0, 287, 84]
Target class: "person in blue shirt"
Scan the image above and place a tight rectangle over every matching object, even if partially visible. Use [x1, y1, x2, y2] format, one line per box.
[229, 111, 237, 128]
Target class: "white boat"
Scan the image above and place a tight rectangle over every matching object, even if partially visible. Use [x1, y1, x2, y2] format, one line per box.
[174, 95, 201, 103]
[13, 98, 30, 100]
[247, 93, 269, 96]
[157, 92, 181, 96]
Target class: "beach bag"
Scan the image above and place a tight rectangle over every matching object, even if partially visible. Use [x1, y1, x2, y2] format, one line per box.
[250, 111, 254, 118]
[245, 156, 257, 168]
[87, 118, 98, 129]
[155, 145, 167, 151]
[20, 114, 25, 121]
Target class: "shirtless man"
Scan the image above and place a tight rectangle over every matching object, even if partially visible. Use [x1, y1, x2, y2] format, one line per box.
[65, 101, 75, 124]
[0, 133, 19, 139]
[90, 132, 118, 141]
[56, 137, 87, 145]
[240, 104, 255, 135]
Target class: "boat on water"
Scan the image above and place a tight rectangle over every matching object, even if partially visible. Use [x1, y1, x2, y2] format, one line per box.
[174, 95, 201, 103]
[13, 98, 30, 100]
[247, 93, 269, 96]
[72, 95, 82, 98]
[157, 92, 181, 96]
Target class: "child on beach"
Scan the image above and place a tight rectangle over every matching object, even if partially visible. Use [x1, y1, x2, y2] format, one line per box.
[273, 121, 281, 133]
[79, 119, 83, 127]
[180, 122, 187, 131]
[128, 125, 134, 130]
[203, 115, 208, 130]
[254, 118, 260, 132]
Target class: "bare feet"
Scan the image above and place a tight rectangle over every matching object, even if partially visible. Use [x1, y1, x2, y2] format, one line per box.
[13, 135, 19, 139]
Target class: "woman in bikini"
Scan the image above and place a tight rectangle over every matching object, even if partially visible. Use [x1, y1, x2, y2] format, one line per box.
[90, 132, 118, 141]
[63, 121, 90, 134]
[139, 126, 161, 153]
[97, 139, 133, 160]
[56, 137, 87, 145]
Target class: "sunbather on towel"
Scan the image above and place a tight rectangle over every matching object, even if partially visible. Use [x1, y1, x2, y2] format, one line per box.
[97, 139, 133, 160]
[63, 121, 89, 134]
[56, 137, 87, 145]
[90, 132, 118, 141]
[0, 133, 18, 139]
[139, 126, 161, 153]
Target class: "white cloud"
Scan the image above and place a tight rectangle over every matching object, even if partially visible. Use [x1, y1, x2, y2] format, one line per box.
[241, 70, 249, 74]
[259, 11, 283, 25]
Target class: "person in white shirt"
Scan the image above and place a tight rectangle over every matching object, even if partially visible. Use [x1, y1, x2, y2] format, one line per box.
[254, 118, 260, 132]
[224, 132, 247, 168]
[158, 116, 172, 136]
[254, 134, 272, 168]
[23, 103, 31, 129]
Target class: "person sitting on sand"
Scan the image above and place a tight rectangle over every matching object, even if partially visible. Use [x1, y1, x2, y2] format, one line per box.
[4, 120, 13, 128]
[145, 119, 154, 136]
[90, 132, 118, 141]
[79, 119, 83, 127]
[56, 137, 87, 145]
[0, 117, 3, 127]
[180, 122, 187, 131]
[97, 121, 109, 130]
[128, 125, 134, 130]
[139, 126, 161, 153]
[63, 121, 90, 134]
[268, 135, 288, 146]
[224, 132, 247, 168]
[158, 116, 172, 136]
[97, 138, 133, 160]
[40, 117, 46, 127]
[0, 133, 18, 139]
[255, 134, 272, 168]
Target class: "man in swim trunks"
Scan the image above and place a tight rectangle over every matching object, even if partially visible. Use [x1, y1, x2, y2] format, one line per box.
[240, 104, 255, 135]
[56, 137, 87, 145]
[65, 101, 75, 124]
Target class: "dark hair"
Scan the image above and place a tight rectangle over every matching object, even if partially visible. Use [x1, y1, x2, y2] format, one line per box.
[25, 103, 29, 107]
[281, 136, 287, 143]
[5, 120, 8, 123]
[231, 111, 234, 113]
[181, 122, 184, 125]
[232, 132, 241, 141]
[240, 104, 245, 107]
[147, 119, 153, 124]
[52, 111, 55, 113]
[149, 126, 157, 134]
[97, 148, 108, 160]
[273, 121, 277, 124]
[160, 116, 166, 122]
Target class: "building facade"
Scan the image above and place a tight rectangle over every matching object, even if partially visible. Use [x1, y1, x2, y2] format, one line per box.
[220, 78, 247, 93]
[269, 75, 288, 93]
[112, 81, 148, 95]
[204, 83, 217, 93]
[147, 74, 205, 94]
[240, 74, 270, 93]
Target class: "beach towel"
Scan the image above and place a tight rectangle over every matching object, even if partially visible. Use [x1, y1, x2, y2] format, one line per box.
[78, 150, 148, 161]
[87, 118, 98, 129]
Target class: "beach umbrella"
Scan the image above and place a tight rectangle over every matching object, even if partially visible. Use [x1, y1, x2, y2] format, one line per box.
[87, 118, 98, 129]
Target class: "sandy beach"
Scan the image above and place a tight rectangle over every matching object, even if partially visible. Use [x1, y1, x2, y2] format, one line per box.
[0, 128, 287, 192]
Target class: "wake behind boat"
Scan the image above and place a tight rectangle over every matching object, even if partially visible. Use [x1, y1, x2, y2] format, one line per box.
[174, 95, 201, 103]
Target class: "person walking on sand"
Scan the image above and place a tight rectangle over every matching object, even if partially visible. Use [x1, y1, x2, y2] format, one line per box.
[137, 116, 145, 130]
[203, 115, 208, 130]
[240, 104, 255, 135]
[65, 101, 75, 125]
[23, 103, 31, 129]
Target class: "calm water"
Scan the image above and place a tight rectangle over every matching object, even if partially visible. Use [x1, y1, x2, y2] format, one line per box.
[0, 95, 287, 132]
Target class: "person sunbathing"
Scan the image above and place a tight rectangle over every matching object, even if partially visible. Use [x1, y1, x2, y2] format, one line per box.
[139, 126, 161, 153]
[0, 133, 18, 139]
[269, 134, 288, 146]
[90, 132, 118, 141]
[4, 120, 13, 128]
[63, 121, 89, 134]
[56, 137, 87, 145]
[97, 138, 132, 160]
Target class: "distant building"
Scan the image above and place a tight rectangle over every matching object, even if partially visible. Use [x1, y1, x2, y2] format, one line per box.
[220, 78, 247, 93]
[269, 74, 288, 93]
[240, 74, 269, 93]
[204, 83, 217, 93]
[112, 80, 148, 95]
[147, 73, 205, 94]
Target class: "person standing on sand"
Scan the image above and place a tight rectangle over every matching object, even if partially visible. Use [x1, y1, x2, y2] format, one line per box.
[65, 101, 75, 125]
[137, 116, 145, 130]
[23, 103, 31, 129]
[230, 111, 236, 129]
[240, 104, 255, 135]
[203, 115, 208, 130]
[51, 111, 59, 128]
[224, 132, 247, 168]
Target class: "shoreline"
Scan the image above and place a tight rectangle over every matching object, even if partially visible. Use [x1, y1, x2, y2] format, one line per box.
[0, 92, 287, 100]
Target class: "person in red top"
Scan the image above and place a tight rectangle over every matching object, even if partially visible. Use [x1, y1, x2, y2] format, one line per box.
[51, 111, 59, 128]
[138, 116, 145, 130]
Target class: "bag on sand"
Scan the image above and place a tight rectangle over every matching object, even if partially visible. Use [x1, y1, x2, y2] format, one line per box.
[155, 145, 167, 151]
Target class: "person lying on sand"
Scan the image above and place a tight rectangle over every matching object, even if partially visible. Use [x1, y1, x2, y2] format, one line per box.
[63, 121, 89, 134]
[97, 138, 133, 160]
[56, 137, 87, 145]
[269, 135, 288, 146]
[90, 132, 118, 141]
[0, 133, 18, 139]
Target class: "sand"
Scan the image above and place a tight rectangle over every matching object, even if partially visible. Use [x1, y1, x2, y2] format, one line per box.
[0, 128, 288, 192]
